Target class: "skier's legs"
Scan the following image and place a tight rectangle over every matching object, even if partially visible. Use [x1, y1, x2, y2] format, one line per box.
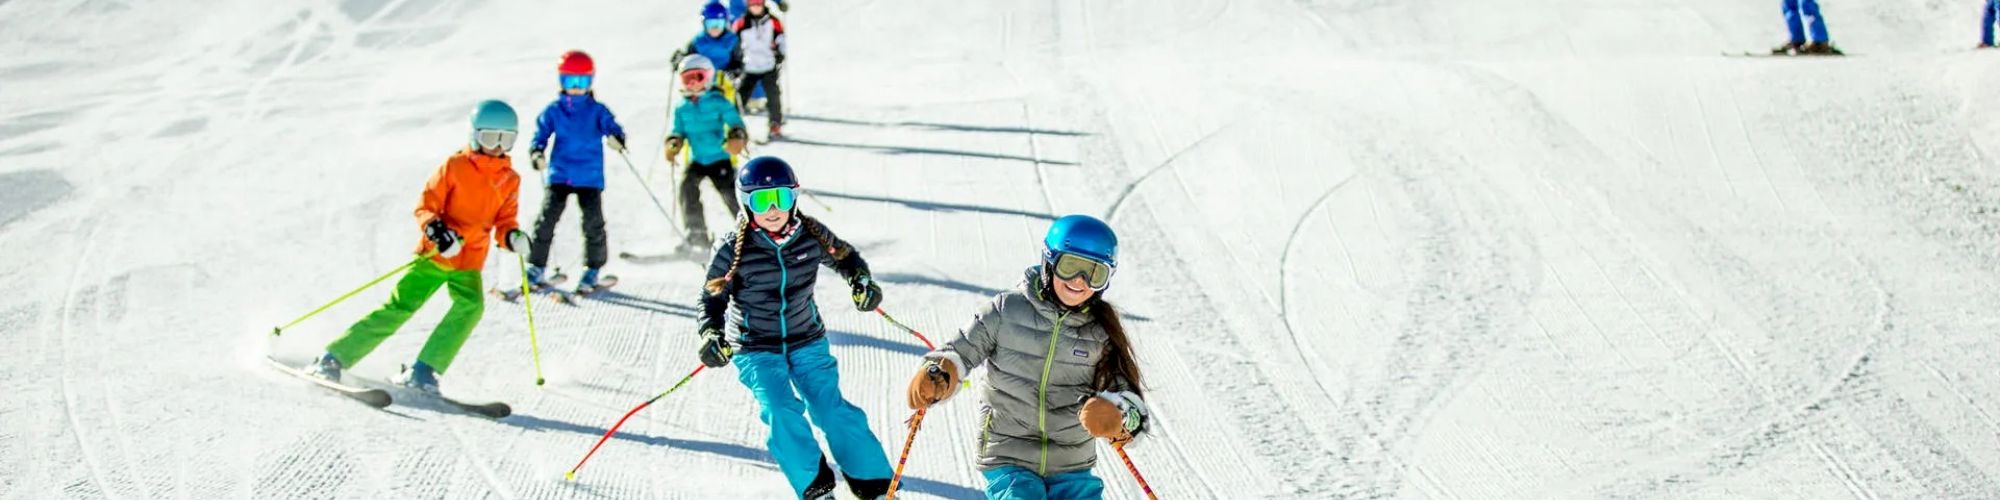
[787, 340, 894, 480]
[529, 184, 574, 268]
[324, 259, 448, 366]
[1781, 0, 1806, 44]
[706, 160, 740, 218]
[678, 161, 713, 239]
[577, 187, 608, 268]
[982, 466, 1050, 500]
[762, 67, 784, 126]
[734, 349, 823, 497]
[1799, 0, 1829, 43]
[1042, 470, 1106, 500]
[737, 72, 769, 112]
[414, 267, 484, 375]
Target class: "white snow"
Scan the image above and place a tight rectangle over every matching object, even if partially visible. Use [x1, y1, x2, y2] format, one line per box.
[6, 0, 2000, 498]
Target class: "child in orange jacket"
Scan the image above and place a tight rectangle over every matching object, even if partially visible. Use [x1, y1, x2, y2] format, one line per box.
[303, 100, 530, 395]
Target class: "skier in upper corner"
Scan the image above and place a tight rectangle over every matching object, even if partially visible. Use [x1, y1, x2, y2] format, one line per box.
[302, 100, 528, 396]
[675, 1, 746, 104]
[905, 215, 1153, 500]
[733, 0, 788, 139]
[1772, 0, 1844, 55]
[1981, 0, 2000, 48]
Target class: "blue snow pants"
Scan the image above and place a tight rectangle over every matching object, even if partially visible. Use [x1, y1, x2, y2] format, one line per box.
[733, 338, 893, 498]
[1782, 0, 1831, 44]
[1984, 0, 1999, 46]
[982, 466, 1106, 500]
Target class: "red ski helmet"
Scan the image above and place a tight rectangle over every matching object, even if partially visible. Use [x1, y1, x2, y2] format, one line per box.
[558, 50, 595, 76]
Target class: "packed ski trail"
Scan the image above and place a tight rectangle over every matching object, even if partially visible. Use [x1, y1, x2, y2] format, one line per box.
[9, 0, 2000, 498]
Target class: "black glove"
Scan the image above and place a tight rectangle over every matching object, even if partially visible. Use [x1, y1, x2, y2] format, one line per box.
[424, 219, 461, 258]
[530, 149, 548, 171]
[776, 0, 788, 12]
[848, 272, 882, 311]
[698, 327, 734, 368]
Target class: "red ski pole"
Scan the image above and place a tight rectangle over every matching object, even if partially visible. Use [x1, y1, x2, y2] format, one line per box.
[876, 307, 938, 500]
[1114, 442, 1158, 499]
[564, 364, 706, 480]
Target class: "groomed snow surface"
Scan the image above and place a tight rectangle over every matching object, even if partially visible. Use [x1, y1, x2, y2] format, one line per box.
[7, 0, 2000, 498]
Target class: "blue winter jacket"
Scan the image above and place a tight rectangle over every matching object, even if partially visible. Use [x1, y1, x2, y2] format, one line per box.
[530, 93, 627, 189]
[700, 217, 870, 353]
[671, 89, 746, 166]
[685, 32, 743, 73]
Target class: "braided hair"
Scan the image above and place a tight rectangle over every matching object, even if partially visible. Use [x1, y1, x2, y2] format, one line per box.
[701, 212, 850, 296]
[703, 215, 755, 295]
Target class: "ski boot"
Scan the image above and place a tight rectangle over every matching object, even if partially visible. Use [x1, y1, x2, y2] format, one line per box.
[802, 459, 838, 500]
[524, 264, 549, 288]
[1770, 41, 1803, 55]
[577, 268, 604, 293]
[1801, 42, 1843, 56]
[394, 361, 441, 395]
[303, 353, 343, 382]
[847, 474, 891, 500]
[768, 123, 784, 140]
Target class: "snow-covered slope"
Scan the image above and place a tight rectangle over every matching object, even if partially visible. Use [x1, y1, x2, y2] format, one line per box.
[7, 0, 2000, 498]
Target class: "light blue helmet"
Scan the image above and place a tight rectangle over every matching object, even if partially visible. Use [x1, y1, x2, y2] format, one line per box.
[468, 99, 518, 150]
[1044, 214, 1117, 266]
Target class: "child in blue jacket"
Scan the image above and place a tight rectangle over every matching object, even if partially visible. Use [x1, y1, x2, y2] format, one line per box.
[680, 0, 745, 88]
[527, 50, 628, 291]
[663, 54, 749, 255]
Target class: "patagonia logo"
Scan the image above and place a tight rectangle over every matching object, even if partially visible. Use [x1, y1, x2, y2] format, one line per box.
[1072, 348, 1089, 358]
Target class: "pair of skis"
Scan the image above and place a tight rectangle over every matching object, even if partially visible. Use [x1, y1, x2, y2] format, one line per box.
[487, 268, 620, 305]
[262, 357, 511, 418]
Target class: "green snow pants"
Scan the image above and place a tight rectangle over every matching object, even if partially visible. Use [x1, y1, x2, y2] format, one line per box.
[324, 258, 484, 374]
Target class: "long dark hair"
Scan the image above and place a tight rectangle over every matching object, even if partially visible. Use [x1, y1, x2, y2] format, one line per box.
[1090, 300, 1144, 397]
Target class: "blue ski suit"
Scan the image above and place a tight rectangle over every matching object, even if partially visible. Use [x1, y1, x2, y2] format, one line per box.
[1782, 0, 1832, 45]
[530, 93, 626, 189]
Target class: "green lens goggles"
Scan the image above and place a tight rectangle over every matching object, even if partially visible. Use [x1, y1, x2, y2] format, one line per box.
[1051, 252, 1114, 290]
[744, 187, 797, 213]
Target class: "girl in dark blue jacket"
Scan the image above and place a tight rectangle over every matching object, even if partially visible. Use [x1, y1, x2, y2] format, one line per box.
[695, 156, 893, 499]
[525, 50, 628, 291]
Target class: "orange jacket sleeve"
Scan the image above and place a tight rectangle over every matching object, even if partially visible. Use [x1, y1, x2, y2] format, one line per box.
[493, 172, 521, 243]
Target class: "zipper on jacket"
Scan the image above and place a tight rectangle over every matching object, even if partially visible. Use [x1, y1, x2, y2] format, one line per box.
[1037, 311, 1068, 475]
[758, 230, 792, 356]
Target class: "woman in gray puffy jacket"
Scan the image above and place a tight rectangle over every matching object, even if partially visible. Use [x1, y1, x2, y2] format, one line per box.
[906, 214, 1151, 500]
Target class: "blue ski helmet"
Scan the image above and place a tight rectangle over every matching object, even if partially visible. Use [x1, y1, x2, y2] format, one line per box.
[702, 1, 730, 21]
[1044, 214, 1117, 267]
[468, 99, 517, 149]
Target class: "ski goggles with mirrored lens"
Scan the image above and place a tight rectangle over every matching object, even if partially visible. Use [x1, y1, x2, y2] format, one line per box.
[475, 129, 517, 152]
[680, 69, 713, 89]
[744, 187, 796, 213]
[560, 74, 593, 90]
[1050, 252, 1115, 290]
[705, 19, 728, 32]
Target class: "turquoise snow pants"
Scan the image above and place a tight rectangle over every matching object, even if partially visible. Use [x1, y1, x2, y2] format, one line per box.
[733, 338, 893, 498]
[982, 465, 1105, 500]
